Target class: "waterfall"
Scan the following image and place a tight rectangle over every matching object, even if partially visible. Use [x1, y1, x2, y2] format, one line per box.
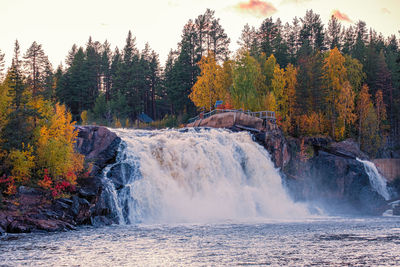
[357, 158, 391, 200]
[103, 128, 309, 224]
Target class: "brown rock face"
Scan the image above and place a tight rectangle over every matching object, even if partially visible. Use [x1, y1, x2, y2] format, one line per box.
[187, 112, 264, 131]
[257, 121, 290, 169]
[75, 125, 121, 175]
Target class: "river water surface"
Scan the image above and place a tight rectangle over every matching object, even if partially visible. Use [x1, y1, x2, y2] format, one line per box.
[1, 217, 399, 266]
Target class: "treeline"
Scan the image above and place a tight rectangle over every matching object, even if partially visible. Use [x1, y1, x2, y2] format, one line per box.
[0, 42, 85, 197]
[0, 9, 399, 157]
[189, 10, 400, 156]
[55, 9, 230, 126]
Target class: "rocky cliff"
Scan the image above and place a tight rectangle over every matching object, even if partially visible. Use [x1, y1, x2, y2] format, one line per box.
[284, 138, 389, 214]
[187, 112, 392, 215]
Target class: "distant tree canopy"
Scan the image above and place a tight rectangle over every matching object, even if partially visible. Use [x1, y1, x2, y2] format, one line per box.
[0, 8, 399, 161]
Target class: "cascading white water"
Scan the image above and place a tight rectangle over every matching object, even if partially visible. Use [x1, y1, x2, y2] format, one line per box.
[357, 158, 391, 200]
[104, 128, 310, 224]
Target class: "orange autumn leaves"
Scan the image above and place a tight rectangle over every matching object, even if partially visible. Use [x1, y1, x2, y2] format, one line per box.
[189, 48, 388, 155]
[323, 47, 356, 140]
[0, 97, 84, 197]
[36, 104, 84, 186]
[189, 53, 232, 111]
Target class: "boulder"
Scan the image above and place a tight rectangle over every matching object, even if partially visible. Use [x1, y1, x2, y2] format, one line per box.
[78, 188, 97, 199]
[329, 139, 369, 160]
[17, 186, 42, 196]
[75, 125, 121, 176]
[187, 112, 264, 131]
[7, 220, 31, 233]
[72, 125, 123, 224]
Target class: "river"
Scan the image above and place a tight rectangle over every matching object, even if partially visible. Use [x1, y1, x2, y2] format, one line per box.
[1, 217, 400, 266]
[2, 128, 399, 266]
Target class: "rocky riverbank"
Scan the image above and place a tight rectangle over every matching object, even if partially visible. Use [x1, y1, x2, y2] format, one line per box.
[0, 126, 121, 235]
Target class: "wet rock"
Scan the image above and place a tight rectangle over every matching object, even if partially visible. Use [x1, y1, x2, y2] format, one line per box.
[91, 215, 113, 227]
[33, 219, 60, 232]
[285, 137, 389, 215]
[55, 199, 71, 210]
[259, 121, 290, 169]
[106, 163, 134, 190]
[309, 151, 370, 200]
[71, 196, 81, 216]
[0, 213, 9, 230]
[359, 186, 388, 215]
[0, 225, 5, 235]
[79, 197, 90, 206]
[8, 220, 31, 233]
[75, 125, 121, 176]
[78, 188, 97, 199]
[58, 198, 73, 205]
[17, 186, 42, 195]
[91, 190, 113, 217]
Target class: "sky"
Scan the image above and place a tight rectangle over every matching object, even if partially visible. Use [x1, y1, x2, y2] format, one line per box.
[1, 0, 399, 68]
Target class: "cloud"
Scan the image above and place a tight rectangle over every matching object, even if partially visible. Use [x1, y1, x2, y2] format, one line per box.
[331, 10, 352, 23]
[381, 8, 391, 14]
[235, 0, 277, 17]
[280, 0, 312, 5]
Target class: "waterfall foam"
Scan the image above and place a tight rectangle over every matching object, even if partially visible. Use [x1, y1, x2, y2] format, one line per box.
[103, 128, 310, 224]
[357, 158, 391, 200]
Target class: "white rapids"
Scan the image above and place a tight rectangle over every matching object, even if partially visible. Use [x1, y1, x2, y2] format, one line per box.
[104, 128, 310, 224]
[357, 158, 391, 201]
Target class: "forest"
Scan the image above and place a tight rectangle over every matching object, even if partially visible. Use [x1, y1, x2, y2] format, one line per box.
[0, 9, 399, 197]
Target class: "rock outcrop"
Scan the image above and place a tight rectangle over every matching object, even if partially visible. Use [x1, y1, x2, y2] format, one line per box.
[187, 113, 391, 215]
[284, 138, 389, 215]
[186, 112, 264, 131]
[75, 125, 121, 176]
[0, 126, 121, 234]
[254, 121, 290, 169]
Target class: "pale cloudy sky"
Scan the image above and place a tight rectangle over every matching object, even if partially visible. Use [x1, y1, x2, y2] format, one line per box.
[1, 0, 399, 68]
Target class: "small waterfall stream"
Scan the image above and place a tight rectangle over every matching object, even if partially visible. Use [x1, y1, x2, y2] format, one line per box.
[102, 128, 309, 224]
[357, 158, 391, 200]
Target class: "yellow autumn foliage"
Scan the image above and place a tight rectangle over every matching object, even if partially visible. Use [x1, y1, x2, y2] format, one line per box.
[36, 103, 84, 184]
[7, 145, 35, 184]
[190, 52, 230, 111]
[81, 110, 88, 125]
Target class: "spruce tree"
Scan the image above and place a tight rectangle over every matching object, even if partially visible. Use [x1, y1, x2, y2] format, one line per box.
[2, 40, 34, 151]
[23, 41, 51, 96]
[327, 16, 342, 50]
[0, 49, 5, 81]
